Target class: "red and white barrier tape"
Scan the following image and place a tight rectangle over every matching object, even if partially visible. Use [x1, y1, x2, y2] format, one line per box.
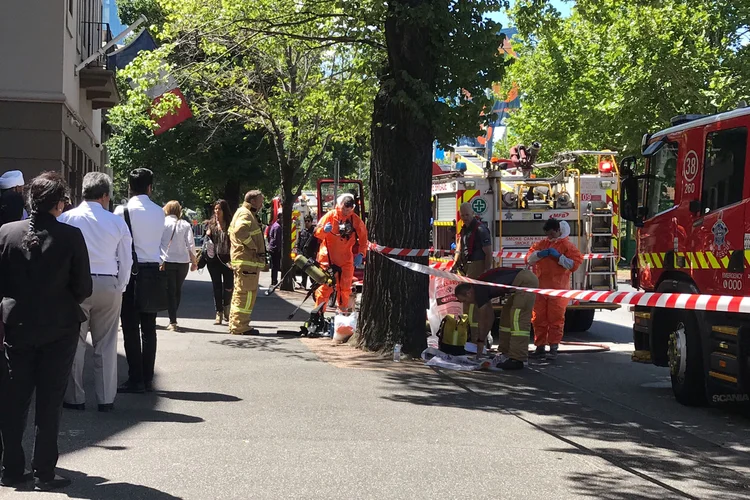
[429, 261, 453, 271]
[369, 243, 431, 257]
[375, 250, 750, 314]
[372, 243, 614, 260]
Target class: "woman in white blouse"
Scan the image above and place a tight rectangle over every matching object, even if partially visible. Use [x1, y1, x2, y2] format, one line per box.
[161, 201, 198, 332]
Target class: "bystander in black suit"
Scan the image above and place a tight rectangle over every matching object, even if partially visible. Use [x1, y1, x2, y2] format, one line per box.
[0, 172, 92, 491]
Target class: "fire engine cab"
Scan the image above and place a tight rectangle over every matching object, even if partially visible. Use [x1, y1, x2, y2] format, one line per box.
[431, 149, 622, 333]
[621, 106, 750, 406]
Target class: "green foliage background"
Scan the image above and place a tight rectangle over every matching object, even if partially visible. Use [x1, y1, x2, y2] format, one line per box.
[497, 0, 750, 169]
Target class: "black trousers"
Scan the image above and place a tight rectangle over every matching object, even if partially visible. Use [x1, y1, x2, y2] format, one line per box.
[270, 251, 282, 285]
[121, 278, 158, 386]
[206, 256, 233, 312]
[164, 262, 189, 324]
[1, 330, 78, 481]
[0, 348, 6, 466]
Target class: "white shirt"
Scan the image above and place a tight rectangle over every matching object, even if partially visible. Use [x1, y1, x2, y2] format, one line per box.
[161, 215, 196, 264]
[59, 200, 133, 292]
[114, 195, 165, 264]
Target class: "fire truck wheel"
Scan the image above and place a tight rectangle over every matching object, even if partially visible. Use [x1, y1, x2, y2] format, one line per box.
[667, 312, 707, 406]
[564, 309, 595, 333]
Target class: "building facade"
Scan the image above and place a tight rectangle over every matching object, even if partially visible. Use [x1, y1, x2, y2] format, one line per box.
[0, 0, 119, 202]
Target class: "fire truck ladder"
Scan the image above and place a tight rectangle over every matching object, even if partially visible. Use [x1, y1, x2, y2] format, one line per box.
[584, 205, 617, 291]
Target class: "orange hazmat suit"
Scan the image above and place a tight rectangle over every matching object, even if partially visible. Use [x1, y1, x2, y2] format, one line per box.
[526, 220, 583, 346]
[314, 201, 368, 312]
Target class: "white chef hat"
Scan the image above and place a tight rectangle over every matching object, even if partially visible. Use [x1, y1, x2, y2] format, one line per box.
[0, 170, 25, 190]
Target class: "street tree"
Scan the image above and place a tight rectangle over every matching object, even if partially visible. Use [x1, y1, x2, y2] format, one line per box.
[114, 0, 509, 353]
[499, 0, 750, 163]
[112, 0, 378, 291]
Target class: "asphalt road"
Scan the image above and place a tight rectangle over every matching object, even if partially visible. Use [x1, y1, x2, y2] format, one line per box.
[2, 276, 750, 499]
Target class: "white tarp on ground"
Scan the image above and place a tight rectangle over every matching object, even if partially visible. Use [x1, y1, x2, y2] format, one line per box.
[421, 347, 495, 371]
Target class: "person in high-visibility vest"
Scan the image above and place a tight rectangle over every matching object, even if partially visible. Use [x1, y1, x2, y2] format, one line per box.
[228, 190, 267, 335]
[454, 267, 538, 369]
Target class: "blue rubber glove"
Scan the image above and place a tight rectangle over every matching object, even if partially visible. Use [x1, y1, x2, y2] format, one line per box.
[324, 222, 333, 233]
[354, 254, 364, 267]
[537, 249, 550, 258]
[547, 248, 561, 259]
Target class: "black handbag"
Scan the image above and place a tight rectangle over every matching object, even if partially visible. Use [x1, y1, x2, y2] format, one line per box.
[124, 208, 169, 313]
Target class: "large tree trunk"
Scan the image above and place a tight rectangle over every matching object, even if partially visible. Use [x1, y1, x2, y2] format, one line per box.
[224, 178, 241, 212]
[357, 0, 435, 357]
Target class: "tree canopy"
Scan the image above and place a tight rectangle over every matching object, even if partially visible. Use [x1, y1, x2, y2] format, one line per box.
[499, 0, 750, 163]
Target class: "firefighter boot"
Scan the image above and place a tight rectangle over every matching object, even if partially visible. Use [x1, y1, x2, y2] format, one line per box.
[546, 344, 559, 360]
[529, 345, 546, 359]
[496, 357, 524, 370]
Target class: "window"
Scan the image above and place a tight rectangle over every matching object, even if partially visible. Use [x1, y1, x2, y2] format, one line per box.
[701, 127, 747, 213]
[645, 142, 678, 218]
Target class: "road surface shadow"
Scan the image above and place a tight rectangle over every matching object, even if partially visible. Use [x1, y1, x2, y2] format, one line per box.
[381, 367, 750, 499]
[209, 335, 317, 362]
[154, 390, 242, 403]
[164, 276, 313, 329]
[25, 468, 183, 499]
[19, 350, 224, 481]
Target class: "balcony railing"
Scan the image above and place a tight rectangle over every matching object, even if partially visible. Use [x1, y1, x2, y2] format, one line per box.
[80, 21, 114, 70]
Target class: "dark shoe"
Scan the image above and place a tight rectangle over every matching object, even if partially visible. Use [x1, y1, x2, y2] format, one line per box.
[498, 358, 524, 370]
[63, 402, 85, 411]
[98, 403, 115, 412]
[241, 328, 260, 336]
[1, 472, 32, 487]
[546, 344, 559, 360]
[144, 381, 154, 393]
[34, 475, 71, 492]
[117, 381, 145, 394]
[529, 345, 546, 359]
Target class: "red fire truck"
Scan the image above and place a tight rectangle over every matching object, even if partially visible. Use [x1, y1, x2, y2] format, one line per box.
[620, 106, 750, 406]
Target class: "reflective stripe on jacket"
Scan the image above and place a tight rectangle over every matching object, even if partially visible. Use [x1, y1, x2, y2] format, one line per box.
[229, 203, 266, 268]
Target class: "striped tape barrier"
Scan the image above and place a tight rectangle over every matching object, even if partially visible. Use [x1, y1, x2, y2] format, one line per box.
[374, 249, 750, 314]
[434, 249, 616, 260]
[369, 243, 431, 257]
[373, 243, 614, 261]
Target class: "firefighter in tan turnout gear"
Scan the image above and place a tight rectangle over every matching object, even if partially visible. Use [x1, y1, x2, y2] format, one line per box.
[454, 267, 538, 370]
[228, 190, 266, 335]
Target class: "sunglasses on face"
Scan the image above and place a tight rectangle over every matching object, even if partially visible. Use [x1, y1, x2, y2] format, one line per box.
[343, 200, 355, 208]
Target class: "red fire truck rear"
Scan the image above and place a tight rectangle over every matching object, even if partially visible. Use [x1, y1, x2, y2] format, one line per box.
[620, 106, 750, 406]
[431, 148, 622, 332]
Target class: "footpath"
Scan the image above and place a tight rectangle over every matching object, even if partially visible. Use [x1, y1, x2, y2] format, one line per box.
[2, 271, 750, 499]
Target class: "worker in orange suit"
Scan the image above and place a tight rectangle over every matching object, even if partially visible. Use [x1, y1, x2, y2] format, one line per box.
[314, 193, 368, 312]
[526, 219, 583, 360]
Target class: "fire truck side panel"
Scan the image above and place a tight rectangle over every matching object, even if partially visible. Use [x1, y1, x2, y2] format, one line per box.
[638, 116, 750, 295]
[687, 119, 750, 296]
[631, 109, 750, 404]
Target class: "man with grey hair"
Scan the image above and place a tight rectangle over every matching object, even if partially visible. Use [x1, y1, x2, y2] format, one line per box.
[58, 172, 133, 412]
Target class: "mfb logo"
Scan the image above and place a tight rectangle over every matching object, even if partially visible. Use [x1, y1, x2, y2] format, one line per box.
[549, 213, 570, 219]
[712, 393, 749, 403]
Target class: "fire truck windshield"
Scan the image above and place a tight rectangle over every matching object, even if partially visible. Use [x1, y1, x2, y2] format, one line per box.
[645, 142, 678, 218]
